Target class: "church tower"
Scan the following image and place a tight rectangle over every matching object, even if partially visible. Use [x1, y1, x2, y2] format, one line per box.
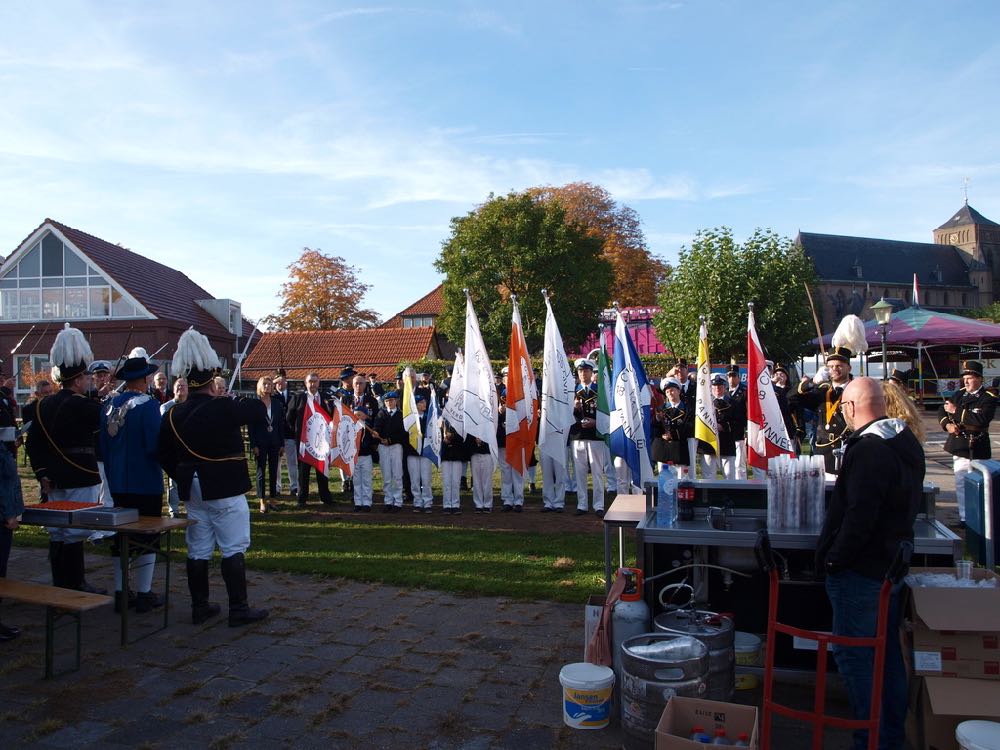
[934, 202, 1000, 303]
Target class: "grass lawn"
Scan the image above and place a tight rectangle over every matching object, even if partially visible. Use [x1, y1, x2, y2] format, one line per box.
[13, 462, 625, 604]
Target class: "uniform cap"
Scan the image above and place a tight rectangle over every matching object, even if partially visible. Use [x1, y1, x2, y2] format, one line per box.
[574, 358, 595, 371]
[661, 377, 681, 391]
[710, 373, 726, 385]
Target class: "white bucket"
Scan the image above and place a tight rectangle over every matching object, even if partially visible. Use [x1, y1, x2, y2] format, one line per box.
[957, 720, 1000, 750]
[559, 662, 615, 730]
[734, 631, 762, 666]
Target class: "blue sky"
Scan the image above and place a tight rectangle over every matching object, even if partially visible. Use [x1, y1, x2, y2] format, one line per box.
[1, 1, 998, 325]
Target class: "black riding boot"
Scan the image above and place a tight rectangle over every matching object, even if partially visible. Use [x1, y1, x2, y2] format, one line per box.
[186, 558, 221, 624]
[220, 553, 268, 628]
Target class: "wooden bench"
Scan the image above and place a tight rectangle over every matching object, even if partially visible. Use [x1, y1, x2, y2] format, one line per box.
[0, 579, 112, 678]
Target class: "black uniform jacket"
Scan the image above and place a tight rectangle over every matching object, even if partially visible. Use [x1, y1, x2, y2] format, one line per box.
[938, 386, 997, 459]
[372, 408, 407, 447]
[248, 396, 285, 450]
[441, 418, 467, 462]
[651, 401, 691, 466]
[571, 383, 599, 441]
[697, 397, 737, 457]
[26, 388, 101, 489]
[789, 379, 852, 470]
[816, 418, 924, 580]
[158, 392, 262, 502]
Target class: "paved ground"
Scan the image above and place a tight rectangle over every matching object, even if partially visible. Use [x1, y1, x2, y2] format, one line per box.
[0, 411, 965, 749]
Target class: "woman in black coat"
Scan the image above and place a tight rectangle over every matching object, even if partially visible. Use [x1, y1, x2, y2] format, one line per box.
[249, 376, 284, 511]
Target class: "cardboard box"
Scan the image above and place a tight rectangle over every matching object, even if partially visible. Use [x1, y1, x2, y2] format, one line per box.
[655, 696, 758, 749]
[907, 677, 1000, 750]
[584, 594, 605, 661]
[908, 567, 1000, 681]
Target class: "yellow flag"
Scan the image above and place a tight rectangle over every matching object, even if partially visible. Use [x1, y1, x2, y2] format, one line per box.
[402, 366, 422, 453]
[694, 320, 719, 454]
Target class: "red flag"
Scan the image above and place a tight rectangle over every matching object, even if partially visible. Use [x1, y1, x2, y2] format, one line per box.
[298, 395, 332, 474]
[746, 307, 795, 470]
[331, 401, 363, 477]
[504, 297, 538, 474]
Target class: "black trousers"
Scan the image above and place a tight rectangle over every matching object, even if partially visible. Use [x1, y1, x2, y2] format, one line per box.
[0, 524, 11, 578]
[255, 446, 281, 498]
[297, 462, 331, 504]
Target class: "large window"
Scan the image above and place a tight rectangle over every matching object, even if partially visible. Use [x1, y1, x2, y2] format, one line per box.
[402, 316, 435, 328]
[0, 231, 141, 321]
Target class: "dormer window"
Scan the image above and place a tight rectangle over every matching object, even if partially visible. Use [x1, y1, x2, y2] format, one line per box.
[933, 265, 943, 283]
[851, 259, 863, 278]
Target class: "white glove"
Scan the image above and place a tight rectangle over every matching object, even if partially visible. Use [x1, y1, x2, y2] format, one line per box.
[813, 367, 830, 385]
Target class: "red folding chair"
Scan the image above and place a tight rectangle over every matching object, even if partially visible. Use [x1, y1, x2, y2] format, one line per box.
[755, 531, 912, 750]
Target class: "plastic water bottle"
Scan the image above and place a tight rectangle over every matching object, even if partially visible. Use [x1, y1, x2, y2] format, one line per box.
[689, 726, 711, 742]
[711, 728, 731, 744]
[733, 733, 750, 747]
[657, 463, 678, 527]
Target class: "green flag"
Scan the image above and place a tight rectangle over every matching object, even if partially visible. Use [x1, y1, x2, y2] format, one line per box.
[596, 335, 612, 445]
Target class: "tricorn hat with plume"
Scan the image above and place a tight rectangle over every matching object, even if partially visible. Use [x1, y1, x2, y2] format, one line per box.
[827, 314, 869, 364]
[50, 323, 94, 383]
[172, 327, 221, 389]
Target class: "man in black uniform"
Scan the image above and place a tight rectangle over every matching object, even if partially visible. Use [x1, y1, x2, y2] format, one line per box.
[939, 360, 997, 524]
[726, 365, 748, 479]
[571, 358, 606, 517]
[26, 324, 103, 591]
[698, 373, 739, 479]
[789, 349, 854, 473]
[158, 327, 267, 627]
[651, 377, 692, 477]
[286, 372, 335, 507]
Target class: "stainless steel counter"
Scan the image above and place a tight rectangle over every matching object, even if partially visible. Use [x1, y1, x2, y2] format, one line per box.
[637, 513, 960, 556]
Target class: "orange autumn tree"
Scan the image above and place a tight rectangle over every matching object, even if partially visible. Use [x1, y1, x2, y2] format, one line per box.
[530, 182, 670, 306]
[263, 248, 381, 331]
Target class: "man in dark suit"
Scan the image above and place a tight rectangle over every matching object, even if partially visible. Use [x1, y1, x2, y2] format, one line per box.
[286, 372, 335, 507]
[272, 371, 299, 497]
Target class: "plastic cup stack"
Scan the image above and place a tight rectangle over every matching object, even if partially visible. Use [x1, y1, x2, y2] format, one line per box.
[766, 454, 827, 530]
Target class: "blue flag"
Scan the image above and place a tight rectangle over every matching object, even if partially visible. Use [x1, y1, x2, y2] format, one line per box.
[609, 311, 654, 490]
[422, 385, 441, 466]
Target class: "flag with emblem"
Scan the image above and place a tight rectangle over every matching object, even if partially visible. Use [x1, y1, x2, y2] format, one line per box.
[298, 394, 333, 474]
[462, 292, 499, 463]
[402, 366, 422, 453]
[442, 350, 466, 438]
[504, 297, 538, 474]
[746, 306, 794, 470]
[694, 318, 719, 455]
[609, 311, 654, 490]
[422, 385, 442, 465]
[539, 293, 575, 468]
[330, 399, 363, 476]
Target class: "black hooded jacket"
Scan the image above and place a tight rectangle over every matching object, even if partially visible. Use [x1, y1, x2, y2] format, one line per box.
[816, 417, 925, 580]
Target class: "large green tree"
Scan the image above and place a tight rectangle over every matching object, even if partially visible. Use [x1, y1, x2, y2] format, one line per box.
[434, 190, 613, 354]
[653, 228, 818, 363]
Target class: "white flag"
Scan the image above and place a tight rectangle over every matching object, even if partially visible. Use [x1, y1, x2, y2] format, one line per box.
[539, 294, 575, 468]
[442, 349, 466, 438]
[462, 293, 499, 463]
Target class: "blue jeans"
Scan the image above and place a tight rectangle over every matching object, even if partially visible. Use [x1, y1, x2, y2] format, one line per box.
[826, 570, 906, 750]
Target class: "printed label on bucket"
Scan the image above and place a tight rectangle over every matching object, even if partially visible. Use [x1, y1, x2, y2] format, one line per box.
[563, 686, 612, 728]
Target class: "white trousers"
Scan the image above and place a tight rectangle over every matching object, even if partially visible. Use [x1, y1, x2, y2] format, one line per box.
[441, 460, 462, 509]
[500, 452, 524, 506]
[540, 453, 566, 509]
[953, 456, 973, 522]
[687, 438, 699, 477]
[613, 456, 640, 495]
[353, 455, 373, 506]
[185, 478, 251, 560]
[700, 453, 719, 480]
[281, 438, 299, 493]
[97, 461, 111, 507]
[734, 440, 748, 480]
[471, 453, 495, 509]
[407, 455, 434, 508]
[572, 440, 607, 511]
[564, 445, 576, 493]
[379, 444, 404, 505]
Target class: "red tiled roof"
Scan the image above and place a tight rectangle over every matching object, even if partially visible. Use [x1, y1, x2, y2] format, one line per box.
[380, 283, 444, 328]
[14, 219, 255, 338]
[241, 327, 438, 381]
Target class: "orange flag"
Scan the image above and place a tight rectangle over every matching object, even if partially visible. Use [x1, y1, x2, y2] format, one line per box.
[505, 296, 539, 475]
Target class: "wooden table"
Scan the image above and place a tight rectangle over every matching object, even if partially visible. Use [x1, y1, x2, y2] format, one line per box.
[23, 516, 192, 646]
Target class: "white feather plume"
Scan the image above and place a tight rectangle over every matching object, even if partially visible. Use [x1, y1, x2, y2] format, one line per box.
[172, 327, 221, 376]
[49, 322, 94, 374]
[129, 347, 150, 359]
[831, 314, 869, 355]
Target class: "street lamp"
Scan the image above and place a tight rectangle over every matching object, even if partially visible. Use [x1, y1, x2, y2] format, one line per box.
[871, 298, 893, 381]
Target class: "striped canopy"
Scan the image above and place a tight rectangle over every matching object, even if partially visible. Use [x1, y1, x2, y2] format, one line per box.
[816, 307, 1000, 348]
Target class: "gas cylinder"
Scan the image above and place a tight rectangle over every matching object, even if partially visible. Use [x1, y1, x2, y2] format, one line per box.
[611, 568, 651, 680]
